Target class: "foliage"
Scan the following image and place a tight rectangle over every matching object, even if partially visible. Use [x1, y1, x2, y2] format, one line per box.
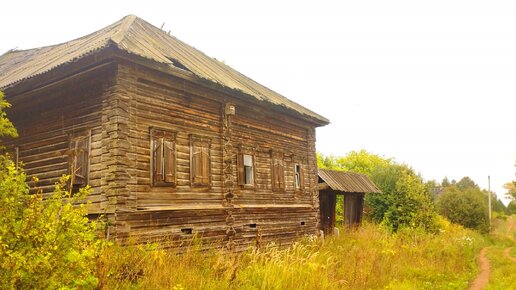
[504, 182, 516, 201]
[318, 150, 439, 232]
[97, 222, 485, 289]
[507, 201, 516, 215]
[0, 91, 18, 139]
[0, 92, 104, 289]
[0, 156, 105, 289]
[436, 186, 490, 233]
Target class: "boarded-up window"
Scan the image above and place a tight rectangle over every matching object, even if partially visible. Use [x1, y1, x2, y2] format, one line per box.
[190, 135, 211, 187]
[271, 153, 285, 191]
[294, 163, 304, 190]
[238, 154, 254, 186]
[70, 132, 91, 190]
[151, 129, 176, 186]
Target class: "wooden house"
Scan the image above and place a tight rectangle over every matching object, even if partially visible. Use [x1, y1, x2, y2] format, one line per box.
[0, 15, 329, 249]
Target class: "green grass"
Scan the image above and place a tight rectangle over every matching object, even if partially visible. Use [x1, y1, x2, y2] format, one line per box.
[484, 246, 516, 290]
[484, 215, 516, 290]
[97, 219, 486, 289]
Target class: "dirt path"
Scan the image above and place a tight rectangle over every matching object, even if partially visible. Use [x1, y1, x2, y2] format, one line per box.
[503, 247, 516, 263]
[468, 247, 490, 290]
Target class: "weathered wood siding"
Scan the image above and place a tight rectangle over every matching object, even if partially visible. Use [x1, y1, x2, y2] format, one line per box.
[2, 59, 321, 248]
[113, 61, 319, 247]
[3, 63, 117, 214]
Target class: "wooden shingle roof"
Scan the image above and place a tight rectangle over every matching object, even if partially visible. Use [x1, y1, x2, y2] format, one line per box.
[318, 169, 382, 193]
[0, 15, 329, 125]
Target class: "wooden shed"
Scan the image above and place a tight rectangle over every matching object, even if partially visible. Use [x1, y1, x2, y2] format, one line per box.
[317, 169, 381, 235]
[0, 15, 329, 249]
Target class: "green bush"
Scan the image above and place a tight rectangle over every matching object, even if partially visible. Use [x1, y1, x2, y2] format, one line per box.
[436, 186, 489, 233]
[0, 156, 105, 289]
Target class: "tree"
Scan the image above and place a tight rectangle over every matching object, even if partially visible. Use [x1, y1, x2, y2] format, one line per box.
[0, 91, 104, 288]
[441, 177, 450, 187]
[505, 182, 516, 201]
[0, 91, 18, 139]
[507, 201, 516, 215]
[436, 186, 489, 233]
[455, 176, 478, 191]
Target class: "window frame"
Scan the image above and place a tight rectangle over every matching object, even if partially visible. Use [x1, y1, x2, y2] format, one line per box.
[189, 134, 212, 187]
[293, 162, 305, 191]
[237, 150, 256, 189]
[271, 150, 285, 192]
[151, 128, 177, 187]
[69, 130, 91, 191]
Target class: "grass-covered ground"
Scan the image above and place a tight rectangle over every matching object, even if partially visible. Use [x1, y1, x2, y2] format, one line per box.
[484, 214, 516, 290]
[97, 219, 486, 289]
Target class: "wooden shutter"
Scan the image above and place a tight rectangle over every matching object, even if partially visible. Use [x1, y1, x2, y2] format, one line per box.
[201, 146, 210, 185]
[278, 162, 285, 190]
[190, 135, 211, 187]
[237, 153, 245, 186]
[153, 137, 164, 183]
[272, 161, 283, 190]
[73, 134, 90, 186]
[192, 145, 201, 184]
[164, 140, 175, 183]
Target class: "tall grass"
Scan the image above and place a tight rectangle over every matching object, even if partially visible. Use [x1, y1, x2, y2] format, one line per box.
[97, 220, 485, 289]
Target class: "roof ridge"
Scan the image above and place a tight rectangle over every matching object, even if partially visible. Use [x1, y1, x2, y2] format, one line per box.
[111, 15, 138, 45]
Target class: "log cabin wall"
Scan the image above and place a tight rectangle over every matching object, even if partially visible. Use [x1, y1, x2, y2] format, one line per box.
[2, 63, 118, 216]
[113, 61, 320, 248]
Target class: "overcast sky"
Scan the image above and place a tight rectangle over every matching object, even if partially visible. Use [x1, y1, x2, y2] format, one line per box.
[2, 0, 515, 203]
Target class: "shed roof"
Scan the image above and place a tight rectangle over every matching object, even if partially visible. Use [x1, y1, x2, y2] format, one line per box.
[0, 15, 328, 125]
[318, 169, 382, 194]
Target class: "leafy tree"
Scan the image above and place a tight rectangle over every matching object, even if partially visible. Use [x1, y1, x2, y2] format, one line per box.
[436, 186, 489, 233]
[507, 201, 516, 215]
[441, 177, 450, 187]
[0, 91, 104, 288]
[0, 91, 17, 139]
[504, 163, 516, 201]
[455, 176, 478, 191]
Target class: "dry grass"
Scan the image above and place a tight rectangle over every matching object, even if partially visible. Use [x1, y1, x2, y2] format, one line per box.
[97, 220, 485, 290]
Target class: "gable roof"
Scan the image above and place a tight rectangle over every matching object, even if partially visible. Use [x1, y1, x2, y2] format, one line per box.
[318, 169, 382, 193]
[0, 15, 328, 125]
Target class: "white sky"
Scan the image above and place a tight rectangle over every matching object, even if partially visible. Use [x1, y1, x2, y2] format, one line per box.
[1, 0, 515, 204]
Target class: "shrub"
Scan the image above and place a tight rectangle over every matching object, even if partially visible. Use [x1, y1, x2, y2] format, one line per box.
[0, 156, 105, 289]
[436, 186, 489, 233]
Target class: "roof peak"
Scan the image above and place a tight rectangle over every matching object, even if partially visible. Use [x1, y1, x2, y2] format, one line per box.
[0, 15, 329, 125]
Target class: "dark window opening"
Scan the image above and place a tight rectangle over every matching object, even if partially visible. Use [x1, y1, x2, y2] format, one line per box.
[238, 153, 255, 187]
[249, 223, 257, 228]
[294, 163, 304, 190]
[181, 228, 193, 235]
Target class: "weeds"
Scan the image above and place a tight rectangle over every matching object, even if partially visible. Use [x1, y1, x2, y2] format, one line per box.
[97, 220, 485, 289]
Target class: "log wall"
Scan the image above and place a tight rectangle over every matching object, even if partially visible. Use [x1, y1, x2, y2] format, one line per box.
[2, 59, 321, 248]
[3, 63, 117, 214]
[114, 61, 320, 247]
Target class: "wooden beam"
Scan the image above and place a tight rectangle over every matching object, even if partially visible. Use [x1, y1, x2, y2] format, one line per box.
[317, 182, 330, 191]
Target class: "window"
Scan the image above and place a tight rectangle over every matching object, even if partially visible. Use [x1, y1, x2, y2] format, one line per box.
[70, 132, 91, 191]
[237, 153, 255, 186]
[294, 163, 304, 190]
[151, 129, 176, 186]
[271, 152, 285, 191]
[190, 135, 211, 187]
